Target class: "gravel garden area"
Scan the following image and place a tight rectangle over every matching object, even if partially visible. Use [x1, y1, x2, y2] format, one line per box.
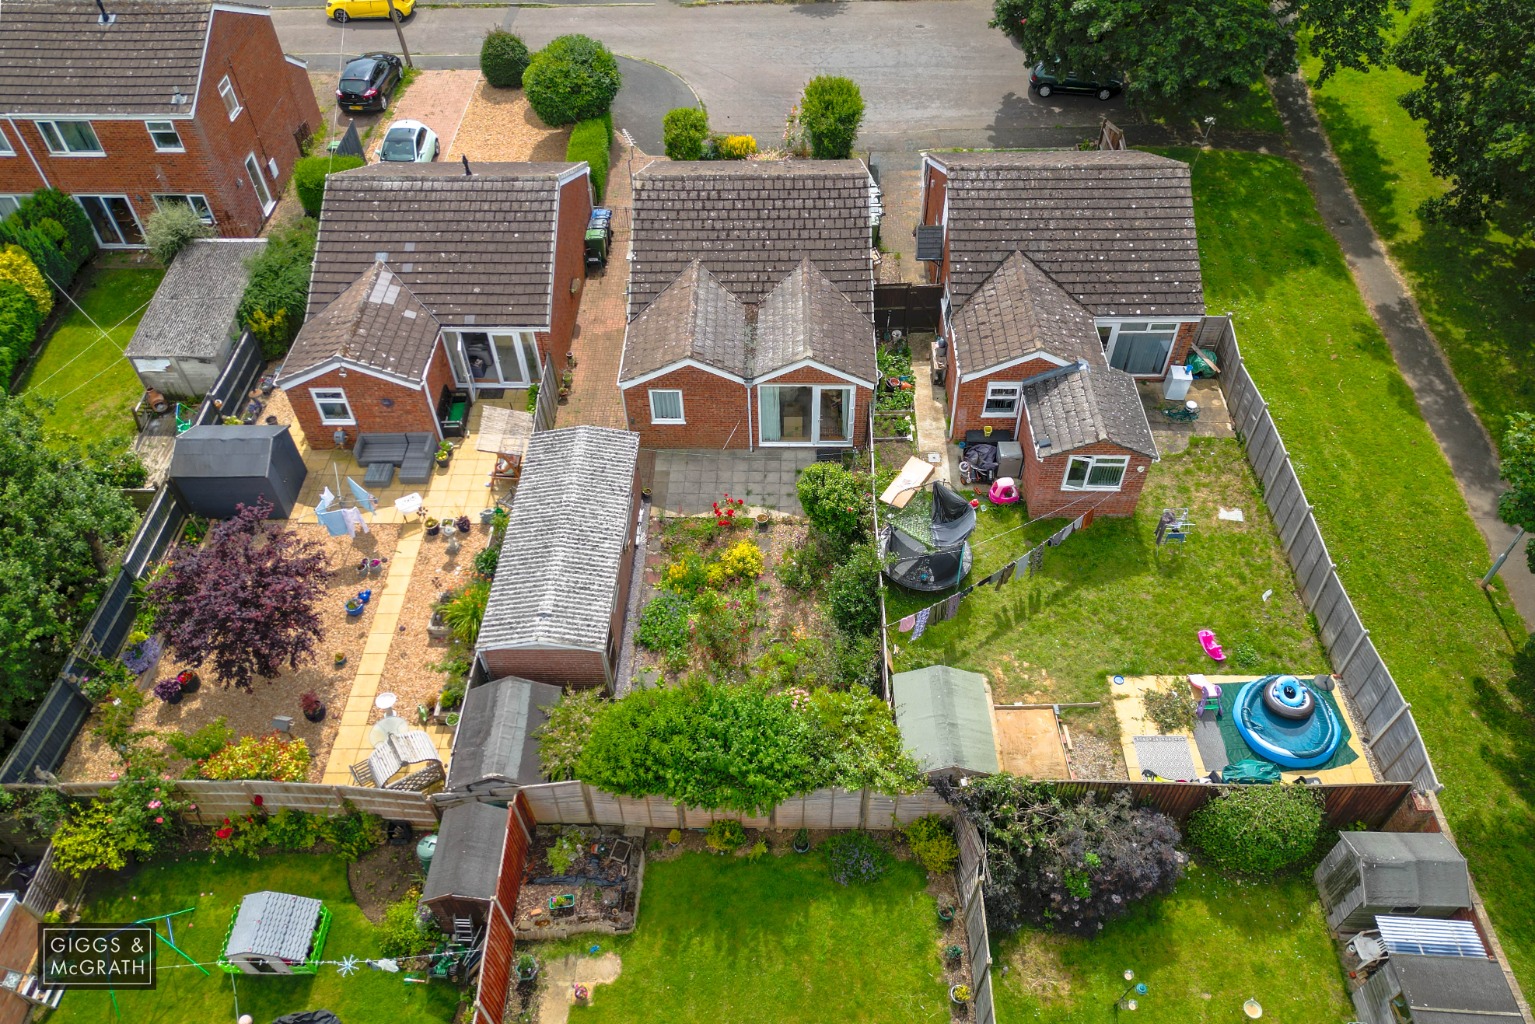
[444, 82, 570, 164]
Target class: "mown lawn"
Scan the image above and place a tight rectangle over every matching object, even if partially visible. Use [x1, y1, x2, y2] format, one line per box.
[1133, 81, 1284, 136]
[15, 265, 162, 444]
[560, 851, 948, 1023]
[1184, 146, 1534, 992]
[1301, 9, 1535, 450]
[991, 864, 1352, 1022]
[50, 853, 458, 1024]
[886, 438, 1325, 739]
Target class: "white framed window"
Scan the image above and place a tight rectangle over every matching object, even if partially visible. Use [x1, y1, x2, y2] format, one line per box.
[310, 388, 354, 425]
[759, 384, 854, 445]
[145, 120, 184, 152]
[1062, 454, 1129, 492]
[35, 119, 102, 155]
[219, 76, 242, 120]
[75, 195, 144, 246]
[0, 126, 13, 157]
[1099, 320, 1181, 376]
[983, 382, 1020, 417]
[153, 193, 215, 226]
[649, 389, 684, 424]
[0, 195, 25, 219]
[245, 153, 274, 214]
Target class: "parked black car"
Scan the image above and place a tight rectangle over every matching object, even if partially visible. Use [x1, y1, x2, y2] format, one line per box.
[336, 53, 404, 113]
[1029, 62, 1123, 101]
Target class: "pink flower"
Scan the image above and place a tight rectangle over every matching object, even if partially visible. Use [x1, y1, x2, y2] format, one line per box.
[155, 817, 164, 824]
[148, 800, 162, 809]
[109, 772, 119, 781]
[189, 804, 198, 811]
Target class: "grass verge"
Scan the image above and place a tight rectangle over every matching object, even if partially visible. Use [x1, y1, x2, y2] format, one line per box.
[1183, 145, 1533, 991]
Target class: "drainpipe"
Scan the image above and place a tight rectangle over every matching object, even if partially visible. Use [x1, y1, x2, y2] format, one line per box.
[746, 380, 754, 453]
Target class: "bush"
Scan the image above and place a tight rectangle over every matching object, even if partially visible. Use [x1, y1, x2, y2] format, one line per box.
[706, 539, 765, 588]
[662, 552, 709, 595]
[143, 205, 213, 266]
[480, 29, 531, 88]
[0, 220, 68, 300]
[238, 218, 318, 358]
[377, 888, 434, 958]
[0, 279, 41, 384]
[548, 828, 586, 875]
[266, 807, 323, 850]
[524, 35, 622, 127]
[474, 542, 500, 578]
[0, 245, 51, 317]
[440, 579, 491, 644]
[796, 462, 869, 551]
[799, 75, 865, 159]
[690, 587, 756, 667]
[210, 812, 270, 858]
[902, 814, 959, 875]
[323, 808, 385, 859]
[804, 687, 924, 794]
[1142, 685, 1193, 734]
[776, 533, 832, 592]
[826, 542, 883, 636]
[716, 134, 758, 159]
[635, 591, 691, 660]
[822, 830, 891, 885]
[52, 768, 186, 877]
[163, 717, 236, 764]
[536, 688, 606, 780]
[704, 819, 747, 852]
[567, 114, 613, 201]
[293, 154, 365, 219]
[662, 107, 709, 160]
[199, 735, 311, 782]
[16, 188, 95, 275]
[1186, 785, 1324, 875]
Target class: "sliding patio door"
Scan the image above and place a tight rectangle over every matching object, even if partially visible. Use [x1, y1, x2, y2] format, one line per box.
[759, 384, 854, 445]
[444, 330, 541, 387]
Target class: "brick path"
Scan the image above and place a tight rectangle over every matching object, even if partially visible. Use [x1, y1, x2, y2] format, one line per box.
[558, 142, 657, 431]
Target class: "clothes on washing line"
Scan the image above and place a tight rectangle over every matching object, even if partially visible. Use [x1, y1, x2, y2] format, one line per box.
[1029, 546, 1045, 576]
[898, 614, 917, 633]
[911, 608, 931, 641]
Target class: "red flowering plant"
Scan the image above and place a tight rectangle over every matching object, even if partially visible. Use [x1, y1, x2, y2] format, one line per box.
[711, 493, 746, 530]
[50, 766, 187, 877]
[210, 812, 270, 859]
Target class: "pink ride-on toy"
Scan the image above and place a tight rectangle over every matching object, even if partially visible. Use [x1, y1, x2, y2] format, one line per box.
[989, 477, 1020, 505]
[1198, 629, 1226, 662]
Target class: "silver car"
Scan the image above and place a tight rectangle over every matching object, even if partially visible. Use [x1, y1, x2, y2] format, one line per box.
[380, 119, 439, 162]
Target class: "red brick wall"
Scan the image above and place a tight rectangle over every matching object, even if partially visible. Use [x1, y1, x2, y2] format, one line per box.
[0, 10, 319, 239]
[423, 342, 455, 420]
[481, 648, 609, 691]
[284, 359, 440, 450]
[1169, 321, 1197, 374]
[622, 366, 750, 449]
[920, 161, 948, 286]
[1017, 410, 1150, 518]
[752, 366, 871, 448]
[541, 174, 594, 369]
[948, 358, 1059, 442]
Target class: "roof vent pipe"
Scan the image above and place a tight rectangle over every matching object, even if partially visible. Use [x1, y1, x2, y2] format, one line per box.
[94, 0, 115, 24]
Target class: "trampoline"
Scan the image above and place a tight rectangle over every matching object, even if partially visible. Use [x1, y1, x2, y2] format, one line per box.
[881, 526, 972, 592]
[930, 481, 977, 548]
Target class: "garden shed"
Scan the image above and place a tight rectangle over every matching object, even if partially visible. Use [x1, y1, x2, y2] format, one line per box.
[1351, 918, 1521, 1024]
[446, 676, 563, 793]
[891, 666, 999, 782]
[169, 424, 308, 519]
[219, 891, 331, 976]
[422, 801, 509, 930]
[1315, 832, 1472, 933]
[125, 239, 266, 399]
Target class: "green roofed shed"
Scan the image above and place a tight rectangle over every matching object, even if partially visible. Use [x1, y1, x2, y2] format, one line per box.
[891, 666, 999, 781]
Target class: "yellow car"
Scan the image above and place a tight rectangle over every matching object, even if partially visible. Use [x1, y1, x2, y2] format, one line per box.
[327, 0, 413, 23]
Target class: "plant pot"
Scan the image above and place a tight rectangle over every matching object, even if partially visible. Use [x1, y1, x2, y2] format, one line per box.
[346, 600, 365, 616]
[357, 589, 372, 604]
[756, 513, 771, 531]
[425, 521, 440, 536]
[938, 905, 955, 923]
[334, 654, 347, 669]
[178, 672, 200, 694]
[304, 704, 326, 723]
[949, 985, 970, 1005]
[480, 508, 497, 525]
[792, 839, 810, 854]
[514, 963, 539, 984]
[163, 691, 182, 705]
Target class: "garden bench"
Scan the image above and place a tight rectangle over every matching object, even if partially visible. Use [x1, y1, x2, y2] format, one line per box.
[354, 432, 410, 466]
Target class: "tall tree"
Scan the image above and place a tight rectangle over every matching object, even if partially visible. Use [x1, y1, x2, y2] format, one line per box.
[148, 499, 332, 691]
[0, 395, 136, 720]
[990, 0, 1392, 101]
[1393, 0, 1535, 228]
[1497, 413, 1535, 572]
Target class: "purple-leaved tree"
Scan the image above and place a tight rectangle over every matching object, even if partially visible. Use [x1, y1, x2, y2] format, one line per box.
[147, 499, 333, 692]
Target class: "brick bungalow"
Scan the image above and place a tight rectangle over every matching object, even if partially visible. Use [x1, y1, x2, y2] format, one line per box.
[0, 0, 322, 240]
[618, 160, 878, 450]
[477, 426, 641, 691]
[279, 161, 592, 449]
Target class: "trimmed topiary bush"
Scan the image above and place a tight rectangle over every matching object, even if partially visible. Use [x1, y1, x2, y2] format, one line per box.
[1186, 785, 1324, 875]
[292, 154, 365, 218]
[662, 106, 709, 160]
[2, 188, 96, 281]
[799, 75, 865, 159]
[566, 113, 613, 200]
[0, 245, 51, 318]
[481, 29, 531, 88]
[143, 204, 213, 266]
[524, 34, 622, 127]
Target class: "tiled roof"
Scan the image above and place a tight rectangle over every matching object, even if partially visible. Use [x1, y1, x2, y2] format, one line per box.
[755, 258, 876, 382]
[224, 891, 322, 963]
[0, 0, 214, 116]
[280, 261, 441, 383]
[125, 239, 265, 359]
[1022, 362, 1157, 458]
[936, 150, 1202, 317]
[478, 426, 639, 654]
[951, 250, 1101, 373]
[620, 261, 749, 381]
[310, 163, 584, 327]
[629, 160, 874, 318]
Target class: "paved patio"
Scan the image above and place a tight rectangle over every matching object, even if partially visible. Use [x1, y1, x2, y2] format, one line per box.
[649, 448, 817, 514]
[1138, 377, 1235, 455]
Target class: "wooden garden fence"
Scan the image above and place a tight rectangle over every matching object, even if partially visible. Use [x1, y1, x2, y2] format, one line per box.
[510, 781, 951, 830]
[1198, 316, 1441, 792]
[48, 779, 440, 828]
[475, 797, 533, 1024]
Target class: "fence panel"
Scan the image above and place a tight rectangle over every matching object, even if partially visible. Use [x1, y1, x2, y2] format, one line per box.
[21, 845, 69, 917]
[50, 779, 439, 826]
[972, 970, 996, 1024]
[196, 331, 264, 428]
[532, 359, 558, 434]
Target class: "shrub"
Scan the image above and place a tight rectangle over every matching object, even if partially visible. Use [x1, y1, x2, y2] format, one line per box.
[805, 686, 924, 794]
[200, 735, 311, 782]
[474, 542, 500, 579]
[706, 539, 764, 587]
[662, 107, 709, 160]
[92, 682, 148, 753]
[716, 134, 758, 159]
[1186, 785, 1324, 875]
[143, 204, 213, 265]
[323, 809, 385, 859]
[266, 808, 323, 850]
[164, 717, 236, 763]
[0, 245, 51, 317]
[238, 218, 318, 357]
[903, 814, 959, 875]
[548, 828, 586, 875]
[377, 888, 436, 957]
[822, 830, 891, 885]
[524, 35, 622, 127]
[210, 812, 269, 859]
[293, 155, 364, 219]
[536, 688, 607, 780]
[0, 279, 41, 383]
[480, 29, 531, 88]
[799, 75, 865, 159]
[690, 587, 756, 668]
[52, 768, 186, 877]
[704, 819, 747, 852]
[776, 534, 832, 592]
[567, 114, 613, 200]
[0, 220, 68, 299]
[1142, 685, 1193, 734]
[796, 462, 869, 551]
[440, 579, 491, 644]
[826, 542, 883, 636]
[662, 552, 709, 595]
[15, 188, 95, 275]
[635, 591, 691, 660]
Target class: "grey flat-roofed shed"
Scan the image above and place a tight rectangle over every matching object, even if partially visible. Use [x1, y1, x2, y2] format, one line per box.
[447, 676, 563, 793]
[1315, 832, 1471, 933]
[1353, 952, 1522, 1024]
[891, 666, 999, 781]
[169, 424, 308, 519]
[125, 239, 265, 399]
[422, 801, 509, 929]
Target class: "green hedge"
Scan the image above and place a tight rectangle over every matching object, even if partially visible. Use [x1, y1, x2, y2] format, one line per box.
[800, 75, 865, 159]
[0, 187, 96, 294]
[237, 218, 319, 358]
[524, 34, 621, 127]
[292, 155, 365, 218]
[566, 112, 613, 200]
[480, 29, 531, 88]
[0, 279, 40, 385]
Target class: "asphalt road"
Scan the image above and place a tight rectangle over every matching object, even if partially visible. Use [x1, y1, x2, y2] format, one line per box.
[275, 0, 1126, 150]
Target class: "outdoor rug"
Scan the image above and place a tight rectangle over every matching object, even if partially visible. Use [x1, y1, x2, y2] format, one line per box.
[1214, 680, 1358, 771]
[1192, 717, 1230, 773]
[474, 405, 534, 455]
[1133, 735, 1200, 781]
